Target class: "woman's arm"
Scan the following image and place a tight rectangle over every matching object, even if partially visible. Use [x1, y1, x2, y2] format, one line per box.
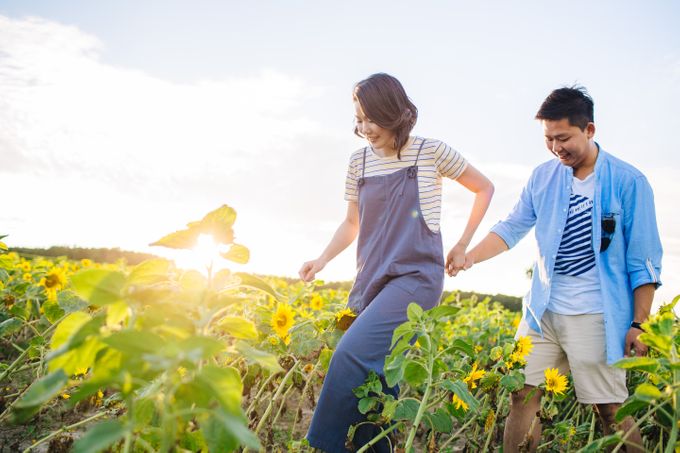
[299, 201, 360, 282]
[446, 163, 495, 276]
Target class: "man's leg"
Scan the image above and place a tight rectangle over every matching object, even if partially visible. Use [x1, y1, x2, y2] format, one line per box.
[503, 385, 543, 453]
[594, 403, 644, 453]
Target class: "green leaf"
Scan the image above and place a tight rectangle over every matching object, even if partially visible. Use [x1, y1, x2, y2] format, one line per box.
[103, 330, 165, 355]
[384, 352, 406, 388]
[442, 380, 479, 411]
[390, 321, 414, 349]
[613, 356, 659, 373]
[500, 373, 526, 392]
[403, 361, 429, 387]
[639, 332, 672, 354]
[234, 272, 285, 302]
[358, 397, 378, 414]
[394, 399, 420, 422]
[615, 398, 649, 423]
[57, 290, 89, 313]
[0, 317, 23, 338]
[49, 337, 104, 375]
[193, 205, 237, 245]
[424, 407, 453, 433]
[150, 227, 199, 249]
[217, 316, 258, 340]
[127, 259, 172, 287]
[406, 303, 423, 322]
[176, 335, 225, 360]
[221, 243, 250, 264]
[42, 298, 65, 323]
[448, 339, 475, 357]
[10, 370, 68, 423]
[634, 383, 662, 401]
[72, 420, 127, 453]
[203, 408, 260, 452]
[427, 305, 460, 320]
[234, 341, 283, 373]
[106, 301, 130, 327]
[70, 269, 126, 306]
[196, 365, 243, 413]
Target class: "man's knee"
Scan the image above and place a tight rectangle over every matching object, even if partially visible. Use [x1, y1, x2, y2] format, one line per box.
[594, 403, 620, 429]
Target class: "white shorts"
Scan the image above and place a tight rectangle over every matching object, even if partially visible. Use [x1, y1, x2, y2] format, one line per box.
[518, 311, 628, 404]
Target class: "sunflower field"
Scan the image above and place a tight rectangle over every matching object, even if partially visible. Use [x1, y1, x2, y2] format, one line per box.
[0, 207, 678, 453]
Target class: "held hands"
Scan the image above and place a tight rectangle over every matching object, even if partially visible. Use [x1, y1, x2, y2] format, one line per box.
[446, 244, 474, 277]
[299, 258, 327, 282]
[624, 326, 648, 358]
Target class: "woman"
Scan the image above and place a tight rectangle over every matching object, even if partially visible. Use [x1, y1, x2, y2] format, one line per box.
[299, 73, 494, 452]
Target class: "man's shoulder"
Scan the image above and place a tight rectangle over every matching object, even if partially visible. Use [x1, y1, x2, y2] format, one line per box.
[600, 150, 647, 181]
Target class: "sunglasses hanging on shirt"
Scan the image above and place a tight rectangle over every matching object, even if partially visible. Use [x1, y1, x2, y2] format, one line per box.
[600, 215, 616, 252]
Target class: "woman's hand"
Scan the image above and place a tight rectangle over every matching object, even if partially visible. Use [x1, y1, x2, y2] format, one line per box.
[446, 243, 468, 277]
[299, 258, 327, 282]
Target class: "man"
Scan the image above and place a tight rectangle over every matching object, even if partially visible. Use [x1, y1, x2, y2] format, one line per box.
[456, 86, 663, 452]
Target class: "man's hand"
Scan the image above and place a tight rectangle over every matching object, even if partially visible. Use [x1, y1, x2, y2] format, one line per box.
[624, 327, 648, 357]
[299, 258, 327, 282]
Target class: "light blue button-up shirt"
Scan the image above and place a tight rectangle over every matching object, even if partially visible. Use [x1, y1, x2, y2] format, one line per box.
[491, 145, 663, 364]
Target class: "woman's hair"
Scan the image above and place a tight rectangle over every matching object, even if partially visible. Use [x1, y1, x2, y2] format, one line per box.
[353, 73, 418, 159]
[535, 85, 594, 130]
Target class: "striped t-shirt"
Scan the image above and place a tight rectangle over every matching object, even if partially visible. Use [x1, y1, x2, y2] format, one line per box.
[548, 172, 602, 315]
[344, 136, 468, 232]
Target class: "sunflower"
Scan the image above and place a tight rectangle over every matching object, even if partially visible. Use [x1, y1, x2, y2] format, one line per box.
[309, 294, 324, 311]
[484, 409, 496, 433]
[463, 363, 486, 390]
[271, 303, 295, 339]
[40, 268, 68, 301]
[544, 368, 568, 395]
[514, 336, 534, 359]
[335, 308, 357, 331]
[452, 394, 469, 412]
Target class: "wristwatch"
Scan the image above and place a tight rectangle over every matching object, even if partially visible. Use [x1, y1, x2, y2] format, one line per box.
[630, 321, 645, 332]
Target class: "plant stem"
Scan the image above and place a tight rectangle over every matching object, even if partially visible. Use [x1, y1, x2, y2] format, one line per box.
[246, 371, 280, 416]
[243, 361, 300, 453]
[610, 404, 658, 453]
[356, 422, 403, 453]
[404, 339, 434, 452]
[21, 410, 108, 453]
[271, 380, 296, 426]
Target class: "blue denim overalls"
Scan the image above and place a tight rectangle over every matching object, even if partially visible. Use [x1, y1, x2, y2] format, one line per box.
[307, 138, 445, 452]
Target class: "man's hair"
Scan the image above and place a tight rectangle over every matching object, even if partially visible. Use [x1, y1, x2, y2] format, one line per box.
[353, 73, 418, 159]
[535, 85, 594, 130]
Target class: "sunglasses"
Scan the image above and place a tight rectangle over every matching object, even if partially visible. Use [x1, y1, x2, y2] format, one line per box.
[600, 215, 616, 252]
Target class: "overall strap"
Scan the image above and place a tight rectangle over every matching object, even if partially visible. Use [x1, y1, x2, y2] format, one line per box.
[407, 137, 426, 178]
[358, 147, 367, 187]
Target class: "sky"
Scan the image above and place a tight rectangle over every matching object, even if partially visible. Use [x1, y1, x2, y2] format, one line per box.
[1, 1, 679, 309]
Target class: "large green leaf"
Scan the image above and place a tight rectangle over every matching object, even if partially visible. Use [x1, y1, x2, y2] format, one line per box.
[424, 407, 453, 433]
[390, 321, 414, 349]
[403, 361, 429, 387]
[150, 227, 199, 250]
[220, 243, 250, 264]
[0, 317, 23, 338]
[196, 365, 243, 413]
[499, 372, 525, 393]
[442, 380, 479, 411]
[615, 398, 649, 423]
[202, 408, 260, 452]
[384, 352, 406, 388]
[57, 290, 89, 314]
[127, 259, 172, 287]
[234, 341, 283, 374]
[70, 269, 126, 306]
[634, 383, 662, 401]
[72, 420, 127, 453]
[613, 356, 659, 373]
[394, 399, 420, 422]
[175, 335, 225, 360]
[427, 305, 460, 320]
[406, 303, 423, 322]
[217, 316, 258, 340]
[10, 370, 68, 423]
[49, 337, 104, 375]
[234, 273, 285, 302]
[103, 330, 165, 355]
[42, 298, 65, 323]
[192, 205, 237, 245]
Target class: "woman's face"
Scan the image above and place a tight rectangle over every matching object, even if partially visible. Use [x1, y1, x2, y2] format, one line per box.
[354, 101, 396, 152]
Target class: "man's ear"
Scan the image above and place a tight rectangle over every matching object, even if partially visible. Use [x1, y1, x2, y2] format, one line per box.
[586, 122, 596, 139]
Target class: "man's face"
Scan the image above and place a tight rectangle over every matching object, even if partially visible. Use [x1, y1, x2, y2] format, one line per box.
[542, 118, 596, 170]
